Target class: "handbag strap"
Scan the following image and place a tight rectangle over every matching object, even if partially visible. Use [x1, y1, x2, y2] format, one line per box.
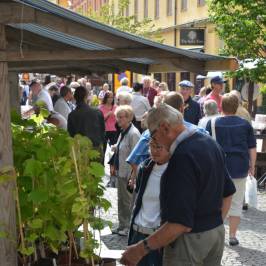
[211, 117, 217, 140]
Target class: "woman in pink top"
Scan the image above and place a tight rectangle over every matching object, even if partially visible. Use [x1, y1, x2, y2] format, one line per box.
[99, 91, 118, 155]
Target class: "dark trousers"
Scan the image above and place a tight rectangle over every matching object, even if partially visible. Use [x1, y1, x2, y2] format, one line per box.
[129, 230, 163, 266]
[103, 131, 118, 156]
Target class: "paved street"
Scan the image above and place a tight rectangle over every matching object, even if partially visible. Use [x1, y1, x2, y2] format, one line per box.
[100, 174, 266, 266]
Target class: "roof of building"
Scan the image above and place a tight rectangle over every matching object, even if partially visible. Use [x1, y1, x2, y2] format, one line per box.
[2, 0, 238, 74]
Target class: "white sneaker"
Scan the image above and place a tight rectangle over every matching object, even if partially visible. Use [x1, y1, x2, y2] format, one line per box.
[118, 228, 129, 236]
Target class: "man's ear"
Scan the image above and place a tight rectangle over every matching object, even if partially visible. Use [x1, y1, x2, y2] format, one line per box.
[159, 121, 170, 135]
[180, 104, 185, 114]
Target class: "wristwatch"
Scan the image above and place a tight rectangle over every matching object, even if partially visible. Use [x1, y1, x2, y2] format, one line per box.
[143, 239, 152, 253]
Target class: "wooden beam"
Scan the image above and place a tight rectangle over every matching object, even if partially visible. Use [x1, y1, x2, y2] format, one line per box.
[148, 57, 205, 74]
[148, 63, 183, 73]
[0, 24, 17, 266]
[8, 59, 148, 74]
[0, 48, 180, 62]
[205, 58, 239, 71]
[0, 3, 35, 24]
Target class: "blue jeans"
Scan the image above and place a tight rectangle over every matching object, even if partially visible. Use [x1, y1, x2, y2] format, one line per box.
[129, 229, 163, 266]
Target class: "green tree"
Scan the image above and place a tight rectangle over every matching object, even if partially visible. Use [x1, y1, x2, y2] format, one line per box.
[208, 0, 266, 83]
[88, 0, 163, 42]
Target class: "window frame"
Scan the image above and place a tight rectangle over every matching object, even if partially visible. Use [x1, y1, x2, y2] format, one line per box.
[144, 0, 148, 18]
[134, 0, 138, 20]
[167, 0, 172, 16]
[197, 0, 205, 7]
[181, 0, 188, 12]
[155, 0, 160, 19]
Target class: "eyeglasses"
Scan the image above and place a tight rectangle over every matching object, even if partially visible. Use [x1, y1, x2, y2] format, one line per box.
[149, 143, 164, 151]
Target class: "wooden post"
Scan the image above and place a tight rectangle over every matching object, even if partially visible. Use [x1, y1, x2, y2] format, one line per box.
[0, 24, 17, 266]
[8, 72, 20, 114]
[248, 80, 254, 116]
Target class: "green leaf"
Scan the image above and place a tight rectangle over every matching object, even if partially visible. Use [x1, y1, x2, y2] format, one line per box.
[19, 246, 35, 256]
[89, 162, 104, 177]
[44, 225, 67, 242]
[100, 198, 111, 212]
[26, 233, 38, 242]
[36, 146, 56, 161]
[88, 149, 100, 160]
[49, 243, 59, 254]
[28, 189, 49, 203]
[24, 159, 43, 177]
[29, 219, 43, 229]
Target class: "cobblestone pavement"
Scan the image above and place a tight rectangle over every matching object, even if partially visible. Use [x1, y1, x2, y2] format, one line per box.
[100, 174, 266, 266]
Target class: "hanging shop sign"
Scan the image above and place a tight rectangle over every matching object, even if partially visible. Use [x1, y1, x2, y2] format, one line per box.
[180, 29, 205, 45]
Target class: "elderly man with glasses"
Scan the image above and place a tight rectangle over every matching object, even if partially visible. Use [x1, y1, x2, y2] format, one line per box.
[121, 104, 236, 266]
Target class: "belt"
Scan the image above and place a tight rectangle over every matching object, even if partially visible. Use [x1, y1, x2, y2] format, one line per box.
[133, 224, 158, 235]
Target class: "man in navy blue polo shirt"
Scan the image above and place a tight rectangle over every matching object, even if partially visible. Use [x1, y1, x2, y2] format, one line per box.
[179, 80, 201, 125]
[121, 104, 235, 266]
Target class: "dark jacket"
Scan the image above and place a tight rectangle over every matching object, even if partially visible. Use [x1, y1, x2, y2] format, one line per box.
[184, 96, 201, 125]
[128, 158, 155, 245]
[68, 103, 105, 147]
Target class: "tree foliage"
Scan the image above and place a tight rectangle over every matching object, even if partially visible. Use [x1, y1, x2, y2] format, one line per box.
[88, 0, 163, 42]
[208, 0, 266, 82]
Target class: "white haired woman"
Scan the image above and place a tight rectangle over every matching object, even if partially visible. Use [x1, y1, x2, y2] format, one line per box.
[111, 105, 140, 236]
[198, 99, 220, 129]
[117, 91, 133, 105]
[98, 83, 110, 103]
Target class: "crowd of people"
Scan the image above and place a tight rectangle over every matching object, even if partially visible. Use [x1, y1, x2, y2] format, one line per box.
[20, 74, 257, 266]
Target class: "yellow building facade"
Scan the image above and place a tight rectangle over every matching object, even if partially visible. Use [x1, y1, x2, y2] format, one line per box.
[53, 0, 224, 92]
[112, 0, 223, 91]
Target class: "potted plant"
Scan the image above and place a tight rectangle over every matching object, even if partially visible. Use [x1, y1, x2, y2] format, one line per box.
[1, 111, 114, 265]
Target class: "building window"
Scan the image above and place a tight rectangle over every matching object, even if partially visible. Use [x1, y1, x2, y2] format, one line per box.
[134, 0, 138, 20]
[167, 73, 176, 91]
[154, 73, 162, 82]
[167, 0, 172, 16]
[197, 0, 205, 6]
[125, 5, 129, 16]
[180, 72, 190, 81]
[181, 0, 187, 11]
[144, 0, 148, 18]
[155, 0, 159, 19]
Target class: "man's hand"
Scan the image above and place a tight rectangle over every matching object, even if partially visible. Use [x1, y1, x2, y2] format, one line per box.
[120, 242, 146, 266]
[110, 165, 116, 176]
[248, 165, 255, 176]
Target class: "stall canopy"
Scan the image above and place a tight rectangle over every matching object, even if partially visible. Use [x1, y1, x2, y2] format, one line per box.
[0, 0, 238, 75]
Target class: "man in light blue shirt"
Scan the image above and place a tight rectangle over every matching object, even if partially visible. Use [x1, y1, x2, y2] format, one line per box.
[126, 92, 208, 168]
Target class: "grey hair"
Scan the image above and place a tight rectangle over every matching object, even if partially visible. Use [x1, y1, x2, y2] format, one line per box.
[203, 99, 218, 116]
[147, 103, 183, 132]
[117, 91, 132, 105]
[142, 76, 152, 82]
[120, 77, 129, 86]
[115, 105, 134, 121]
